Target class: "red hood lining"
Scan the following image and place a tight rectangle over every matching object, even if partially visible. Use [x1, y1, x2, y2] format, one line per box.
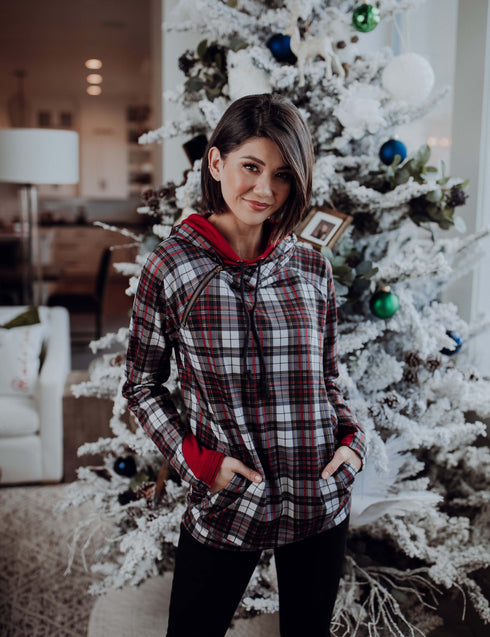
[182, 213, 277, 265]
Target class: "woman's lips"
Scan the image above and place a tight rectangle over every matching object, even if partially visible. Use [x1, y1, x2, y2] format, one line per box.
[244, 199, 271, 211]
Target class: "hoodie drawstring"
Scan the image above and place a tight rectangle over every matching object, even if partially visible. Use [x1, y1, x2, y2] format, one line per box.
[239, 260, 270, 399]
[240, 262, 252, 365]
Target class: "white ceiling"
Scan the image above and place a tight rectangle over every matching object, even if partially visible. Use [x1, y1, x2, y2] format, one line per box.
[0, 0, 152, 105]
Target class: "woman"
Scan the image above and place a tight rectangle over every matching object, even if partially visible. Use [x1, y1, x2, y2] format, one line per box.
[123, 93, 366, 637]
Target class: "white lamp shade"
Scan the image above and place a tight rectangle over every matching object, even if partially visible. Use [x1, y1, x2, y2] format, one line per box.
[0, 128, 79, 184]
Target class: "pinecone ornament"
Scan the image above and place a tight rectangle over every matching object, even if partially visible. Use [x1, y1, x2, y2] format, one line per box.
[425, 358, 442, 372]
[446, 184, 468, 208]
[403, 368, 419, 384]
[383, 393, 400, 409]
[405, 352, 422, 368]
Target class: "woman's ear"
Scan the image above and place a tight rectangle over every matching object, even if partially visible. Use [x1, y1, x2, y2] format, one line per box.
[208, 147, 222, 181]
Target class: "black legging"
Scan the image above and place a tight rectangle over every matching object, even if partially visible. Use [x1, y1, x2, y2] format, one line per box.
[166, 517, 349, 637]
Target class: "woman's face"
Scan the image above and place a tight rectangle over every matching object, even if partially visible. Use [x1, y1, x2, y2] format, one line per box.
[208, 137, 292, 229]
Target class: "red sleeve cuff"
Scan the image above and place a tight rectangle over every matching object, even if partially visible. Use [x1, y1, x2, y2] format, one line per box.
[340, 433, 355, 447]
[182, 433, 225, 488]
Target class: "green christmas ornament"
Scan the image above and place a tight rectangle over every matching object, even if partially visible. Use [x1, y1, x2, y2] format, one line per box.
[370, 287, 400, 319]
[352, 4, 381, 33]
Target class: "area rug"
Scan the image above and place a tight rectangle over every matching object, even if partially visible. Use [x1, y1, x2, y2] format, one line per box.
[0, 484, 102, 637]
[0, 484, 279, 637]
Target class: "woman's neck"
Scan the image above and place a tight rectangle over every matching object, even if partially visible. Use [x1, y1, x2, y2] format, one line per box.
[208, 213, 268, 261]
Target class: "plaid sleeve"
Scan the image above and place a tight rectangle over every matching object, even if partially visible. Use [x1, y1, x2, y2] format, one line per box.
[122, 250, 207, 489]
[323, 261, 366, 466]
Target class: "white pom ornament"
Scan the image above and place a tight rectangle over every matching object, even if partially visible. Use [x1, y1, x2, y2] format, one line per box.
[382, 52, 435, 104]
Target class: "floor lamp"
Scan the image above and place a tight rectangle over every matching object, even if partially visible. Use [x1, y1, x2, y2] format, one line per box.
[0, 128, 79, 305]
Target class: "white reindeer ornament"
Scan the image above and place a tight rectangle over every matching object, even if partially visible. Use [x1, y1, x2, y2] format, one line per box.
[285, 3, 344, 87]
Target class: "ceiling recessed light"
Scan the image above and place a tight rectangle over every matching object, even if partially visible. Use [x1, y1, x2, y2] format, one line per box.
[85, 59, 102, 70]
[87, 74, 103, 84]
[87, 85, 102, 96]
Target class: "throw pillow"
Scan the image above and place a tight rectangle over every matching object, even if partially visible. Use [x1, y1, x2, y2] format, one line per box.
[0, 308, 45, 396]
[0, 306, 41, 329]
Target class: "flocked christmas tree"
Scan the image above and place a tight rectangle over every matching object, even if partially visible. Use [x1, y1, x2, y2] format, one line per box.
[58, 1, 490, 634]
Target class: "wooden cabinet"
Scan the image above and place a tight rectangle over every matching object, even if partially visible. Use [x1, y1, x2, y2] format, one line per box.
[79, 99, 128, 200]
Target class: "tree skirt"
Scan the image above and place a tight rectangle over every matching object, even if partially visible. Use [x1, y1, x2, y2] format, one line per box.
[0, 484, 102, 637]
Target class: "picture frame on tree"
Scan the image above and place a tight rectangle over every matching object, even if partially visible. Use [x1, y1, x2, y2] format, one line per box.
[296, 207, 352, 249]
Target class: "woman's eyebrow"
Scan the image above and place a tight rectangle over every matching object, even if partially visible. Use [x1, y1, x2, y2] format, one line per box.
[240, 154, 291, 170]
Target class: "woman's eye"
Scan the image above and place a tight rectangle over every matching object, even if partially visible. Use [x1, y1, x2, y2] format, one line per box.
[244, 163, 259, 172]
[276, 172, 292, 181]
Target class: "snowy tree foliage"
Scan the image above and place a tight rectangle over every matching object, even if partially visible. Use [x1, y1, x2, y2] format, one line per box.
[57, 1, 490, 634]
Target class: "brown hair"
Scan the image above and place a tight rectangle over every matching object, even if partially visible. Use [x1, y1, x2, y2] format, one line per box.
[201, 93, 314, 243]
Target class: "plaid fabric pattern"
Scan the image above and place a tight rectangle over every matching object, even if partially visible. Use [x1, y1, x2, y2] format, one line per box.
[123, 223, 366, 550]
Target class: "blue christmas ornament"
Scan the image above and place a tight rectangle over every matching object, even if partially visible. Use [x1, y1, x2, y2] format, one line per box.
[114, 456, 137, 478]
[379, 139, 407, 165]
[441, 331, 463, 356]
[267, 34, 297, 64]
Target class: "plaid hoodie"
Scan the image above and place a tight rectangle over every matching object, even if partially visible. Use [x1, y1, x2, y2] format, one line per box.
[123, 216, 366, 550]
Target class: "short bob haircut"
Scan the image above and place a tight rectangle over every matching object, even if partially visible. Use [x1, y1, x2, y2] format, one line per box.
[201, 93, 314, 243]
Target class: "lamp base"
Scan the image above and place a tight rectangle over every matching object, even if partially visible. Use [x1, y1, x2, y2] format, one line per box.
[19, 184, 41, 306]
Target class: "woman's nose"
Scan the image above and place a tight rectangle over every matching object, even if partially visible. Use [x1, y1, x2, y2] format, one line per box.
[254, 174, 273, 197]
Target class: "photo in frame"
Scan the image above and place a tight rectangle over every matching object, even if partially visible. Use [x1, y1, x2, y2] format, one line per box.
[296, 207, 352, 249]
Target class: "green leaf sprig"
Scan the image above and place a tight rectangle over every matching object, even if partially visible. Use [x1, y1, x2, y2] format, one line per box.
[390, 145, 469, 230]
[322, 245, 378, 312]
[178, 38, 247, 101]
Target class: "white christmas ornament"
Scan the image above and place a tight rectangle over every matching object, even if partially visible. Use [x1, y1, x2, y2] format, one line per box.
[285, 2, 344, 87]
[227, 49, 271, 102]
[382, 52, 435, 104]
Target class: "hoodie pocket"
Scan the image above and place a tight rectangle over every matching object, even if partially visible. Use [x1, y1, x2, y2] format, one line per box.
[319, 461, 358, 519]
[209, 472, 247, 508]
[188, 472, 249, 515]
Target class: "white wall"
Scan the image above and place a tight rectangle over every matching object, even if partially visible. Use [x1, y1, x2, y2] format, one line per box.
[448, 0, 490, 375]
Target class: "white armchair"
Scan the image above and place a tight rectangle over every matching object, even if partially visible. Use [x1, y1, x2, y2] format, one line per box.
[0, 306, 71, 484]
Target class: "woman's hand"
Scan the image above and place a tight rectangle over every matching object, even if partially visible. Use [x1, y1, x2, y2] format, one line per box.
[321, 445, 362, 480]
[210, 456, 262, 494]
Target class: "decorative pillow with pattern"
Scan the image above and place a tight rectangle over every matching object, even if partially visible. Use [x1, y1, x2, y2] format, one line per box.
[0, 307, 45, 396]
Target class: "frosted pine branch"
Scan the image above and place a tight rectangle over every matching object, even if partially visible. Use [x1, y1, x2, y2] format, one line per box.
[93, 221, 144, 243]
